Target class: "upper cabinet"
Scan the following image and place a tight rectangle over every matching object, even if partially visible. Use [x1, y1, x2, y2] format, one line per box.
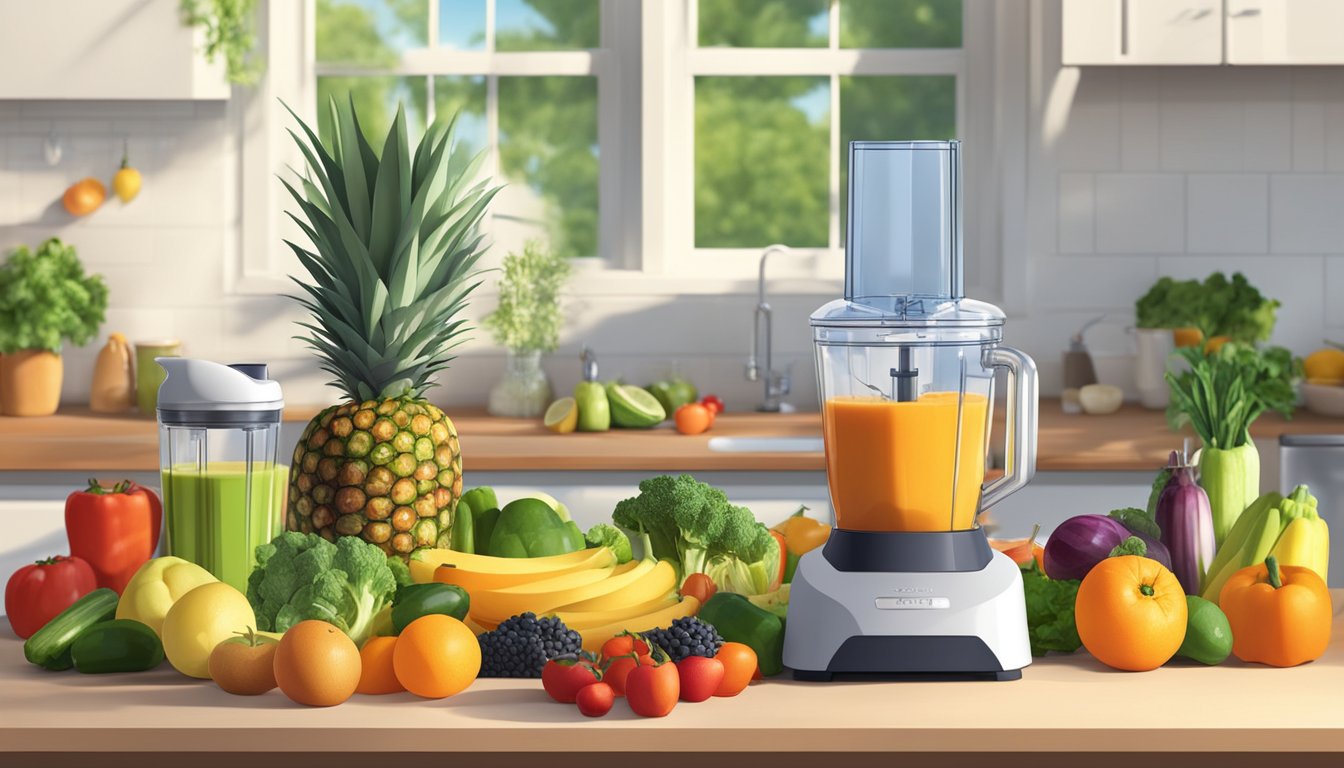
[1063, 0, 1344, 66]
[1226, 0, 1344, 64]
[0, 0, 229, 100]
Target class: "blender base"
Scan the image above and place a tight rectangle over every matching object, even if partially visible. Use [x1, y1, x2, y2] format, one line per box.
[782, 529, 1032, 681]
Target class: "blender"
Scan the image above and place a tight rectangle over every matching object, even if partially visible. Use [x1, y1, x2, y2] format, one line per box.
[156, 358, 286, 592]
[783, 141, 1037, 681]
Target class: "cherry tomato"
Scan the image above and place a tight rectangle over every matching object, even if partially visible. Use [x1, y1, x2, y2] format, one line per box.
[675, 403, 713, 435]
[576, 682, 614, 717]
[603, 652, 653, 696]
[700, 395, 724, 414]
[713, 642, 757, 697]
[542, 657, 601, 703]
[676, 655, 725, 703]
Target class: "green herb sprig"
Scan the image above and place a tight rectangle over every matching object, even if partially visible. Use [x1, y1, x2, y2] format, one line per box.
[0, 239, 108, 355]
[483, 240, 571, 354]
[1165, 343, 1301, 450]
[181, 0, 262, 85]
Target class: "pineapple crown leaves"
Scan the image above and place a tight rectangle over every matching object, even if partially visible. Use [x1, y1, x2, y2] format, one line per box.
[280, 95, 501, 402]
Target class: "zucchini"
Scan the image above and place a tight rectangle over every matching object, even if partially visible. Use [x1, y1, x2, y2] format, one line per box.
[71, 619, 164, 674]
[23, 588, 118, 671]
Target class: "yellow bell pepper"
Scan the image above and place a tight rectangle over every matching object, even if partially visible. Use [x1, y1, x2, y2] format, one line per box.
[772, 508, 831, 582]
[114, 556, 217, 638]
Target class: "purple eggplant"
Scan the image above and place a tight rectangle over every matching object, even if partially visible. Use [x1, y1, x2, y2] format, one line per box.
[1154, 453, 1216, 595]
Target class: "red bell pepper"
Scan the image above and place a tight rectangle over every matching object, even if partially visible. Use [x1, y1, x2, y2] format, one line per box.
[4, 555, 97, 638]
[64, 479, 162, 594]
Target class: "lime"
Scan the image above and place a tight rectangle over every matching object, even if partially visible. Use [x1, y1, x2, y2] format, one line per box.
[574, 382, 610, 432]
[544, 397, 578, 434]
[610, 384, 666, 428]
[1177, 595, 1233, 665]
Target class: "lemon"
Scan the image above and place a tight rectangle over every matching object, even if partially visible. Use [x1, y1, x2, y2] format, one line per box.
[1304, 348, 1344, 384]
[544, 397, 578, 433]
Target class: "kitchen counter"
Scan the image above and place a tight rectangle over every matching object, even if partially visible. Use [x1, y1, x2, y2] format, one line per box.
[2, 401, 1342, 474]
[3, 596, 1344, 765]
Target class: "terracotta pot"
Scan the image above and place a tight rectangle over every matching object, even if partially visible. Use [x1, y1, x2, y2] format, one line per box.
[0, 349, 63, 416]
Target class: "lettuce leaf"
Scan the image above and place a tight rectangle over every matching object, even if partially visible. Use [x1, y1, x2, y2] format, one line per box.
[1021, 563, 1082, 657]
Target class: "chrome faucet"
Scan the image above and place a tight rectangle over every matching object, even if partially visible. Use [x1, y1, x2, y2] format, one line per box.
[746, 244, 792, 412]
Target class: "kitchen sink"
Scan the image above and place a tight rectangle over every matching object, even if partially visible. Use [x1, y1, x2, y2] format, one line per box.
[707, 436, 824, 453]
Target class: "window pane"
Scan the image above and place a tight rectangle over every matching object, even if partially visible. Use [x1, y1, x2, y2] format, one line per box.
[840, 0, 963, 48]
[432, 76, 487, 156]
[695, 77, 829, 248]
[316, 0, 428, 66]
[496, 0, 600, 52]
[698, 0, 828, 48]
[439, 0, 486, 50]
[316, 76, 428, 147]
[497, 77, 599, 258]
[839, 75, 957, 239]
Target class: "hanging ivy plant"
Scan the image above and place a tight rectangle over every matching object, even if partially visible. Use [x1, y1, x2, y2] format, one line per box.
[181, 0, 263, 85]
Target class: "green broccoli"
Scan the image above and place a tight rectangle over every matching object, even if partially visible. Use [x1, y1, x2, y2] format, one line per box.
[611, 474, 776, 594]
[246, 531, 398, 647]
[585, 523, 633, 564]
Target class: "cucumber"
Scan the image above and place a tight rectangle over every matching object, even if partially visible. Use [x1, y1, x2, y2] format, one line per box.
[23, 588, 118, 671]
[71, 619, 164, 674]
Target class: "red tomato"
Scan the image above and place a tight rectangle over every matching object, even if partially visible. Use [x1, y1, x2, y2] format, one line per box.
[599, 631, 650, 662]
[676, 655, 725, 703]
[603, 652, 652, 696]
[626, 651, 680, 717]
[4, 555, 97, 638]
[714, 642, 757, 697]
[700, 395, 724, 414]
[679, 572, 718, 605]
[541, 658, 601, 703]
[575, 682, 614, 717]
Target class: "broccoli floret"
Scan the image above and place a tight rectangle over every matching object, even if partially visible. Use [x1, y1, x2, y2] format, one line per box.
[612, 474, 775, 594]
[386, 555, 413, 588]
[585, 523, 633, 564]
[245, 531, 398, 646]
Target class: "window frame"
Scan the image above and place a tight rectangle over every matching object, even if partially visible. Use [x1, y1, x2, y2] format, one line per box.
[234, 0, 1018, 302]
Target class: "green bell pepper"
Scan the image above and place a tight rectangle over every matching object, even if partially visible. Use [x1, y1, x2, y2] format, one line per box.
[391, 583, 470, 633]
[698, 592, 784, 676]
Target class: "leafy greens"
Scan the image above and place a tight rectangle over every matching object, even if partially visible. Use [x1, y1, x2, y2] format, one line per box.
[1135, 272, 1279, 343]
[0, 238, 107, 354]
[1021, 563, 1082, 657]
[1165, 343, 1301, 450]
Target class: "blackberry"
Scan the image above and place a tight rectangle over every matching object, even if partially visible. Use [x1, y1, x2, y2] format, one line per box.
[643, 617, 723, 662]
[478, 613, 583, 678]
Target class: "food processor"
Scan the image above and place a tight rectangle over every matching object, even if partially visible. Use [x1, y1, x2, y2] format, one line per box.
[783, 141, 1038, 681]
[157, 358, 286, 592]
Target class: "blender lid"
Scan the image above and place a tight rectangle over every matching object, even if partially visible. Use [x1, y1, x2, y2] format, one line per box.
[156, 358, 284, 424]
[810, 296, 1005, 329]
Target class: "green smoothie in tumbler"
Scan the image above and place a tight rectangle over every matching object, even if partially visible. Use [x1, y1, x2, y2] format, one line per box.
[162, 462, 285, 591]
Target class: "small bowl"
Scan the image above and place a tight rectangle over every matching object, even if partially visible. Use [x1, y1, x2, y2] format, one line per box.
[1079, 384, 1124, 415]
[1301, 382, 1344, 417]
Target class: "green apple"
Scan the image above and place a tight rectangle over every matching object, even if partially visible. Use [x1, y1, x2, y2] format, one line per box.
[574, 381, 610, 432]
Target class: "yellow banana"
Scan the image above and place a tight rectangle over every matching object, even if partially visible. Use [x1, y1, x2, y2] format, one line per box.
[554, 560, 678, 613]
[579, 595, 701, 654]
[1270, 516, 1319, 576]
[549, 592, 679, 630]
[419, 545, 615, 587]
[469, 563, 620, 622]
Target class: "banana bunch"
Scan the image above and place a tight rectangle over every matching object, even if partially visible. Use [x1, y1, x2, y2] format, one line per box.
[1201, 485, 1329, 603]
[409, 545, 694, 652]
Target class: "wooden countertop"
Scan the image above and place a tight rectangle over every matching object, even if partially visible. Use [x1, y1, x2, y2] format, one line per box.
[2, 401, 1342, 474]
[3, 597, 1344, 761]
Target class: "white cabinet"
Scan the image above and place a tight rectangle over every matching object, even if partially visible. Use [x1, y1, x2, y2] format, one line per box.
[0, 0, 229, 100]
[1226, 0, 1344, 64]
[1062, 0, 1224, 65]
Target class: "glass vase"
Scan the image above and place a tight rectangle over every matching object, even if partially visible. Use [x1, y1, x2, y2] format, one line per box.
[487, 349, 553, 418]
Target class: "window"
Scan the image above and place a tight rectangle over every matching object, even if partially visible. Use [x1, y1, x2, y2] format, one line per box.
[240, 1, 1001, 295]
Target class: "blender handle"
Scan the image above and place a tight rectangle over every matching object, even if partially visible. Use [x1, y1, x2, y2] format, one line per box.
[980, 345, 1038, 512]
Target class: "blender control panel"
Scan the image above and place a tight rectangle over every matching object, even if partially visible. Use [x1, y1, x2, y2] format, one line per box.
[875, 596, 950, 610]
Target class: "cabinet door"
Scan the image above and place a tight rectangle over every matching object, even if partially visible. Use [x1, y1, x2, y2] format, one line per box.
[1227, 0, 1344, 64]
[1063, 0, 1224, 65]
[0, 0, 229, 99]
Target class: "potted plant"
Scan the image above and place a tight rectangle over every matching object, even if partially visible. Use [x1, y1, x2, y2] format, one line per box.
[0, 238, 108, 416]
[484, 240, 571, 417]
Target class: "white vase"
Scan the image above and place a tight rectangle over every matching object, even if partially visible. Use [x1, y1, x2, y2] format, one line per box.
[1134, 328, 1175, 410]
[487, 350, 553, 418]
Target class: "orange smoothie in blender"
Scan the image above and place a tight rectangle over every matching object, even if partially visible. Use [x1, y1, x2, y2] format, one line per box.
[823, 392, 988, 531]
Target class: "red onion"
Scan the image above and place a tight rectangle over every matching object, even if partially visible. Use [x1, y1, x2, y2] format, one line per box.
[1043, 515, 1130, 581]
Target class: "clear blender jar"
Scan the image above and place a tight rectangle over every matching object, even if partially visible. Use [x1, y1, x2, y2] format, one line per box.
[813, 141, 1037, 533]
[156, 358, 286, 591]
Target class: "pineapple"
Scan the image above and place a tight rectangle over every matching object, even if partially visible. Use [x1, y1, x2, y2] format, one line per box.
[281, 96, 498, 558]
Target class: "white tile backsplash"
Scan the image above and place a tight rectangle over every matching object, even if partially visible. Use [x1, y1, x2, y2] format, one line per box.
[1094, 173, 1185, 253]
[1269, 174, 1344, 254]
[1186, 174, 1268, 254]
[1056, 172, 1093, 253]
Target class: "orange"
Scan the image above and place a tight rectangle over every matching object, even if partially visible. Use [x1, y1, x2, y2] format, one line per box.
[62, 178, 105, 217]
[357, 636, 404, 695]
[1172, 327, 1204, 349]
[713, 642, 757, 697]
[392, 614, 481, 699]
[273, 620, 361, 706]
[674, 403, 713, 435]
[1075, 555, 1188, 671]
